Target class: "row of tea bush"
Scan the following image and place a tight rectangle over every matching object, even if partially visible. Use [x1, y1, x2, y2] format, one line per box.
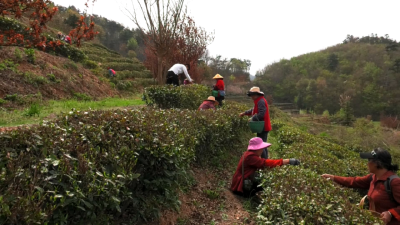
[256, 121, 381, 224]
[0, 101, 249, 224]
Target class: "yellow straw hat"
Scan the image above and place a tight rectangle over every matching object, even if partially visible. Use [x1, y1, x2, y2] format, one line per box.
[206, 96, 216, 102]
[213, 74, 224, 79]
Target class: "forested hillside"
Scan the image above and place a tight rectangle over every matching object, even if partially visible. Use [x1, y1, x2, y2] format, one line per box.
[254, 34, 400, 119]
[47, 5, 146, 60]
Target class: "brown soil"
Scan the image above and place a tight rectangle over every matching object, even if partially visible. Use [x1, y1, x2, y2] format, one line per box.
[151, 167, 256, 225]
[0, 46, 117, 107]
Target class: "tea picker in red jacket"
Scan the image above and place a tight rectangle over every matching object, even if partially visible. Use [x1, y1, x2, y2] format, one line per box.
[213, 74, 225, 107]
[322, 148, 400, 225]
[231, 137, 300, 197]
[198, 96, 217, 111]
[240, 87, 271, 159]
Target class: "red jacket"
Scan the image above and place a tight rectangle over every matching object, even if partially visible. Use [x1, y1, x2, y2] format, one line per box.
[245, 96, 272, 132]
[198, 101, 216, 111]
[214, 79, 225, 91]
[231, 151, 283, 193]
[334, 171, 400, 224]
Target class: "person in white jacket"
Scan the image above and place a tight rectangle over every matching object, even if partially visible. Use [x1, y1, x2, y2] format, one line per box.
[166, 64, 193, 86]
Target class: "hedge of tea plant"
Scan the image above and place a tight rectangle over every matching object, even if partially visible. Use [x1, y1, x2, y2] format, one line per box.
[0, 104, 249, 224]
[256, 121, 382, 224]
[143, 84, 211, 109]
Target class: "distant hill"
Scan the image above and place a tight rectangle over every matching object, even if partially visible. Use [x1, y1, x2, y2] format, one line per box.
[249, 75, 255, 81]
[254, 35, 400, 118]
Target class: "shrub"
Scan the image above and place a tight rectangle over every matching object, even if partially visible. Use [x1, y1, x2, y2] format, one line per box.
[116, 80, 133, 91]
[257, 167, 380, 224]
[381, 115, 400, 129]
[0, 104, 249, 224]
[322, 110, 330, 117]
[23, 103, 41, 117]
[73, 92, 92, 101]
[0, 99, 7, 105]
[47, 73, 60, 83]
[14, 48, 22, 62]
[4, 94, 19, 102]
[82, 60, 98, 69]
[32, 75, 49, 85]
[24, 48, 36, 64]
[143, 84, 210, 109]
[63, 62, 79, 71]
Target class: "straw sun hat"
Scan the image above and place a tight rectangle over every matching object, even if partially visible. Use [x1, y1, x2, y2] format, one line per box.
[247, 87, 264, 96]
[206, 96, 216, 102]
[213, 74, 224, 79]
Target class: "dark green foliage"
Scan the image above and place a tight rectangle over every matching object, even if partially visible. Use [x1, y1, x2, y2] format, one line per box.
[25, 48, 36, 64]
[4, 94, 19, 102]
[326, 53, 338, 71]
[0, 99, 7, 105]
[82, 60, 98, 69]
[143, 84, 210, 109]
[47, 73, 60, 83]
[0, 102, 249, 224]
[254, 35, 400, 118]
[64, 13, 79, 27]
[116, 80, 133, 91]
[257, 120, 380, 224]
[24, 103, 41, 117]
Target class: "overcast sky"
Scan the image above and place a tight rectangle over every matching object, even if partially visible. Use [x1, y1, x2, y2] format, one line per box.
[52, 0, 400, 75]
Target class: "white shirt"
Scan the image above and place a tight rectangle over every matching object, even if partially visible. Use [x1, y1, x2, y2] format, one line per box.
[168, 64, 192, 82]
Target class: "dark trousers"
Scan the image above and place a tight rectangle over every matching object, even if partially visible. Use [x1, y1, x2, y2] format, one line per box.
[215, 96, 224, 107]
[166, 71, 179, 86]
[257, 131, 269, 159]
[233, 180, 263, 198]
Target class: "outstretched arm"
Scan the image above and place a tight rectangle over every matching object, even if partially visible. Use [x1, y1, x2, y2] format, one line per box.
[182, 66, 192, 82]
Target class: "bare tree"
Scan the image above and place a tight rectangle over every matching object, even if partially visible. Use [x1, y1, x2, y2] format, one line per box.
[126, 0, 187, 84]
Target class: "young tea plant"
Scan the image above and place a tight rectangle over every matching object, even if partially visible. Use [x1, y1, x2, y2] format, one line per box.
[24, 48, 36, 64]
[24, 103, 41, 117]
[14, 48, 23, 62]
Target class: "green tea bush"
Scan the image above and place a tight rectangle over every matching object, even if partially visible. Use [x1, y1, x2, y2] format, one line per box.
[117, 70, 153, 79]
[143, 84, 210, 109]
[23, 103, 41, 117]
[116, 80, 133, 91]
[0, 104, 249, 224]
[256, 118, 380, 224]
[104, 62, 143, 71]
[14, 48, 22, 62]
[257, 167, 380, 224]
[82, 60, 98, 69]
[24, 48, 36, 64]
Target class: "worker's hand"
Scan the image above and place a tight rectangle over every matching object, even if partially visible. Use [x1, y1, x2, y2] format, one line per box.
[239, 113, 245, 117]
[381, 211, 392, 224]
[289, 158, 300, 166]
[321, 174, 334, 180]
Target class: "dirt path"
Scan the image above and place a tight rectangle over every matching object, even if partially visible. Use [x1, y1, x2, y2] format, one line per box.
[155, 167, 257, 225]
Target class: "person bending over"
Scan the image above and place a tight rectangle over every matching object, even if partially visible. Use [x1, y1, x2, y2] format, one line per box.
[166, 64, 192, 86]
